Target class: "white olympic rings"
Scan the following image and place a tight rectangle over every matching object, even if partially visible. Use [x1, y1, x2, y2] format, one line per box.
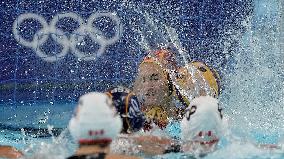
[13, 12, 123, 62]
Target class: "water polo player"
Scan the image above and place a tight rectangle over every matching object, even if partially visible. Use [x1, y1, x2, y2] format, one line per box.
[67, 92, 140, 159]
[133, 47, 221, 131]
[106, 86, 172, 156]
[132, 51, 178, 131]
[180, 96, 224, 155]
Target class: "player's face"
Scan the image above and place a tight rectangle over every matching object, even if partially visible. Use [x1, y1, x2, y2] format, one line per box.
[134, 63, 169, 107]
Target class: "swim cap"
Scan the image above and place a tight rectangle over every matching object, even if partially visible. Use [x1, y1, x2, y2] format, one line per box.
[106, 86, 145, 134]
[153, 49, 177, 70]
[68, 92, 122, 145]
[181, 96, 223, 145]
[174, 64, 207, 106]
[190, 61, 221, 97]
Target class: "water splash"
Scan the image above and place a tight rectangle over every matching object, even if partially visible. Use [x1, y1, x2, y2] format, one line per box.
[22, 129, 75, 159]
[221, 0, 284, 140]
[124, 3, 215, 101]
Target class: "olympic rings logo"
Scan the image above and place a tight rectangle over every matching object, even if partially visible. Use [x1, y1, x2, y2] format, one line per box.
[13, 12, 123, 62]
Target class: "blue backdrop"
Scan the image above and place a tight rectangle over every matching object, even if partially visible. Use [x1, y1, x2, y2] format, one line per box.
[0, 0, 252, 104]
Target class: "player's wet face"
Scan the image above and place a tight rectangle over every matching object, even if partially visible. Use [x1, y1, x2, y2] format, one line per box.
[142, 73, 160, 83]
[135, 64, 169, 106]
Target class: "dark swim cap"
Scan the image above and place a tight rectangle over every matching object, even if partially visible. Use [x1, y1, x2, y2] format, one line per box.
[106, 86, 145, 134]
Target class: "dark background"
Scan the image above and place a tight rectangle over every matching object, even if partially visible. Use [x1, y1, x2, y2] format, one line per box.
[0, 0, 252, 104]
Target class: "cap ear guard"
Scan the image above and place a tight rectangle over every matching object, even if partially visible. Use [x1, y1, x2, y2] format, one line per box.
[106, 87, 145, 134]
[124, 93, 144, 133]
[166, 72, 174, 96]
[143, 106, 169, 129]
[218, 104, 223, 119]
[209, 67, 221, 97]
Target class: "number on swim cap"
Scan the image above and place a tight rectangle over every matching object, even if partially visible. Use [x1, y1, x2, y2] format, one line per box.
[185, 105, 196, 121]
[110, 86, 130, 93]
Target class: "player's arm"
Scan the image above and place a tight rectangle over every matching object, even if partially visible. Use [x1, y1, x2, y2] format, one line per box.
[132, 135, 177, 155]
[0, 145, 23, 159]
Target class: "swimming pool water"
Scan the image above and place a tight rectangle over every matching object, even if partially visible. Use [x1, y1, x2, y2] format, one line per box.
[0, 102, 284, 159]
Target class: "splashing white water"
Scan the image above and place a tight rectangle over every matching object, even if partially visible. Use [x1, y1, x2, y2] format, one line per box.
[22, 129, 75, 159]
[221, 0, 284, 138]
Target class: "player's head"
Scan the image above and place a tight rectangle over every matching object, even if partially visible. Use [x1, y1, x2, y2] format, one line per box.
[68, 92, 122, 146]
[174, 61, 221, 107]
[190, 61, 221, 98]
[106, 86, 145, 134]
[181, 96, 223, 148]
[133, 56, 171, 107]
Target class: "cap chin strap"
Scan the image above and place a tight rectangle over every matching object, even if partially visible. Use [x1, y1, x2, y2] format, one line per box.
[195, 139, 219, 145]
[79, 138, 112, 145]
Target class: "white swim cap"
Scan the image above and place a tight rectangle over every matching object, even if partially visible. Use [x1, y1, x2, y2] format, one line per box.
[69, 92, 122, 145]
[181, 96, 223, 144]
